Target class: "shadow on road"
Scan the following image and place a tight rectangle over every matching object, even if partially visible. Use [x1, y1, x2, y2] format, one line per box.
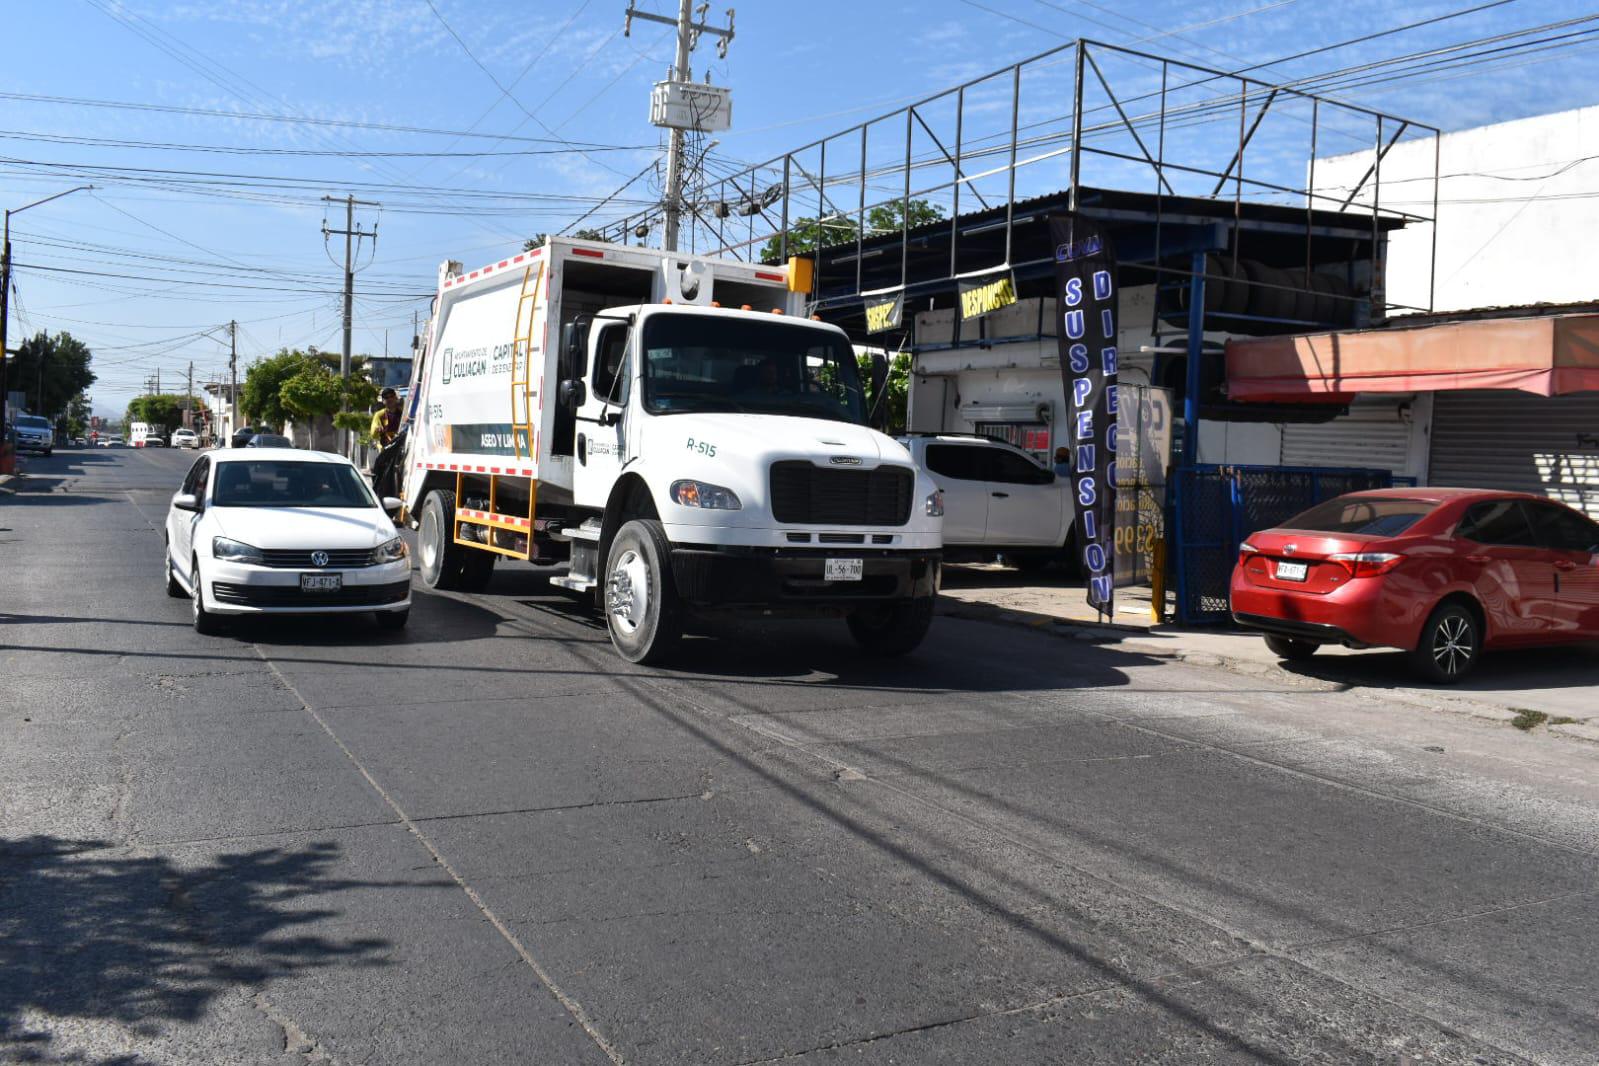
[1280, 641, 1599, 695]
[0, 836, 393, 1064]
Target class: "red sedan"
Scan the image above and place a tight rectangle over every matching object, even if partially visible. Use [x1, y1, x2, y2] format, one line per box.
[1230, 488, 1599, 682]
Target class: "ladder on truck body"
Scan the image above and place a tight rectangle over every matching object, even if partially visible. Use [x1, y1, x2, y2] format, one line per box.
[452, 258, 544, 561]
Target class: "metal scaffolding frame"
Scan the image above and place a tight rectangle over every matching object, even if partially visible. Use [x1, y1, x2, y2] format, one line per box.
[591, 38, 1442, 319]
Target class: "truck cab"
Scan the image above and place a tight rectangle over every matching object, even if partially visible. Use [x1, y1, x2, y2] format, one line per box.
[555, 303, 943, 661]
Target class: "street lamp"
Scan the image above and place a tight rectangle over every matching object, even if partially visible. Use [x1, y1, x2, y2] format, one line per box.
[2, 184, 93, 471]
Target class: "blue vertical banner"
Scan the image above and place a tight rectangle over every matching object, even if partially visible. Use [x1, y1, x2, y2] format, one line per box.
[1048, 214, 1118, 617]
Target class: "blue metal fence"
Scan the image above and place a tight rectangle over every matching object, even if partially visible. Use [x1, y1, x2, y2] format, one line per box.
[1171, 464, 1394, 625]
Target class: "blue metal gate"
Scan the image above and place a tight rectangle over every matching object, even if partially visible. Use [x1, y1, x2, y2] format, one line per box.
[1171, 464, 1394, 625]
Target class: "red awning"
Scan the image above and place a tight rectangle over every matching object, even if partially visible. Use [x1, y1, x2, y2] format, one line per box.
[1225, 313, 1599, 403]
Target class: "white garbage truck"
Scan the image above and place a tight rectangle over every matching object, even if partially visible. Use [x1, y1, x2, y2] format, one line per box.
[399, 236, 944, 663]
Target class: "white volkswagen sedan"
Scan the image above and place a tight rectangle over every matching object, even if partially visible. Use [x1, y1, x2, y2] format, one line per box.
[163, 448, 412, 634]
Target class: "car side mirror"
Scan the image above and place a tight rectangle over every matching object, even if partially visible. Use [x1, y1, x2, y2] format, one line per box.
[558, 379, 587, 411]
[381, 496, 403, 514]
[173, 492, 202, 512]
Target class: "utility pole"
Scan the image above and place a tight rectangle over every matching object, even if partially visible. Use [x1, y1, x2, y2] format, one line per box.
[322, 195, 378, 455]
[2, 184, 91, 473]
[185, 361, 193, 428]
[625, 1, 733, 252]
[229, 319, 237, 442]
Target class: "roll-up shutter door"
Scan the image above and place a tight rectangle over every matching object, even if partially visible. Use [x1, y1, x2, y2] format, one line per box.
[1429, 390, 1599, 519]
[1280, 397, 1415, 477]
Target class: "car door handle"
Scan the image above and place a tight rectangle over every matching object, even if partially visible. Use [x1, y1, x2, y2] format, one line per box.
[1554, 559, 1577, 571]
[991, 491, 1009, 498]
[1465, 554, 1490, 564]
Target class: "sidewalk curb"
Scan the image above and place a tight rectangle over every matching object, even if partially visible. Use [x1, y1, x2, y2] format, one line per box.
[936, 596, 1599, 746]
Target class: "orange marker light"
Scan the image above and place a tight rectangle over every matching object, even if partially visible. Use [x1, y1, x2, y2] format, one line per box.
[740, 304, 752, 311]
[771, 308, 784, 315]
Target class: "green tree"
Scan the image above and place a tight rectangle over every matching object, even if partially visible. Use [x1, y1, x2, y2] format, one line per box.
[11, 331, 95, 418]
[64, 394, 92, 439]
[242, 348, 377, 438]
[863, 351, 911, 434]
[760, 199, 945, 263]
[522, 234, 547, 252]
[125, 394, 202, 435]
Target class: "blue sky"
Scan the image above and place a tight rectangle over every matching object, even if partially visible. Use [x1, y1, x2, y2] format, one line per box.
[2, 0, 1595, 416]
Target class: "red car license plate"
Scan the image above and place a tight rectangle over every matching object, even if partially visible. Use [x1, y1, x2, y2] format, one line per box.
[1275, 560, 1308, 582]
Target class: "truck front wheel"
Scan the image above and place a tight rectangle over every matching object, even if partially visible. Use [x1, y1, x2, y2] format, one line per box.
[847, 596, 936, 657]
[604, 519, 682, 665]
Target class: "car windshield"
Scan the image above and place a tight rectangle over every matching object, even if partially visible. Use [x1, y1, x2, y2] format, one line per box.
[1280, 496, 1437, 537]
[642, 314, 867, 424]
[211, 461, 375, 509]
[18, 416, 49, 429]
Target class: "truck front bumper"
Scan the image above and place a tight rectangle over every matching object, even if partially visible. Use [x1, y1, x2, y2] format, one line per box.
[669, 547, 940, 609]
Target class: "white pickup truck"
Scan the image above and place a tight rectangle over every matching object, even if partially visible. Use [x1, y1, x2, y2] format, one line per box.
[900, 434, 1076, 572]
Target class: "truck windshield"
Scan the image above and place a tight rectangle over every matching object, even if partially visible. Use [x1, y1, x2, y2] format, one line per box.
[641, 315, 868, 424]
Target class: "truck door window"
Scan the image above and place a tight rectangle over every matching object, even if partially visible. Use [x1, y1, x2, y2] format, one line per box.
[592, 325, 629, 405]
[925, 444, 986, 481]
[987, 448, 1054, 485]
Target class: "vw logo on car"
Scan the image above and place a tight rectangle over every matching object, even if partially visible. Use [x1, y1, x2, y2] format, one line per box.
[311, 550, 330, 568]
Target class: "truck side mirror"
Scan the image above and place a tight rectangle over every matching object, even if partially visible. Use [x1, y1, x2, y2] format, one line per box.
[558, 379, 587, 410]
[562, 318, 591, 378]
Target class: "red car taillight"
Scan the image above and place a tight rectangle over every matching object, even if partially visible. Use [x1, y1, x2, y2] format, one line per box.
[1327, 551, 1403, 578]
[1237, 541, 1259, 566]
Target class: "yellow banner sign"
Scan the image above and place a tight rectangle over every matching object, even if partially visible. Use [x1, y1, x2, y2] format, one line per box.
[864, 293, 904, 334]
[958, 272, 1018, 320]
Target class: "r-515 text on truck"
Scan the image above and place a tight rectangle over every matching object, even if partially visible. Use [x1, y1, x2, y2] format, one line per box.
[400, 238, 943, 663]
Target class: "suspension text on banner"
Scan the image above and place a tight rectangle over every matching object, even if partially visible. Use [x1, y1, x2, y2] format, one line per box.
[1048, 214, 1118, 617]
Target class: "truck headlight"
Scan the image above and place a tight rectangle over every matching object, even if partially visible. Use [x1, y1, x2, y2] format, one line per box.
[925, 489, 945, 517]
[211, 537, 264, 565]
[670, 479, 741, 510]
[369, 536, 409, 564]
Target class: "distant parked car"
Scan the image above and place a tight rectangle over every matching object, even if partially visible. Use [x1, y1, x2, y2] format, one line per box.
[246, 433, 294, 449]
[163, 448, 410, 634]
[171, 428, 199, 449]
[231, 426, 259, 448]
[1231, 488, 1599, 682]
[14, 415, 53, 456]
[72, 436, 87, 447]
[100, 436, 124, 448]
[900, 434, 1075, 571]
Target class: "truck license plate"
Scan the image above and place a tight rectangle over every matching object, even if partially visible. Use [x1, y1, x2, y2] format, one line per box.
[1275, 560, 1308, 582]
[824, 558, 863, 582]
[300, 573, 343, 592]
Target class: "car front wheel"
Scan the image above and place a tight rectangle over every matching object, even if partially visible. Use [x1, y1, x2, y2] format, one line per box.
[1410, 601, 1479, 683]
[191, 557, 225, 635]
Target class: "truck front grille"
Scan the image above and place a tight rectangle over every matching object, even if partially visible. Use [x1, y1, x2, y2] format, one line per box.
[768, 462, 914, 526]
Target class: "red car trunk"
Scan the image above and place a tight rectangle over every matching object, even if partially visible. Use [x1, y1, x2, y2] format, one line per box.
[1238, 531, 1389, 595]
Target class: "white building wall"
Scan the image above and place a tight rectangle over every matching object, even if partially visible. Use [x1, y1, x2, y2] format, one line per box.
[1315, 105, 1599, 315]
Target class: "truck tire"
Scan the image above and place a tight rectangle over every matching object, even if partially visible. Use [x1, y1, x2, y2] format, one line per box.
[604, 519, 682, 665]
[847, 596, 935, 657]
[418, 490, 468, 590]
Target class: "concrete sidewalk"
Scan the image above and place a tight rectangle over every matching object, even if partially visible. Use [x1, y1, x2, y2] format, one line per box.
[938, 563, 1599, 743]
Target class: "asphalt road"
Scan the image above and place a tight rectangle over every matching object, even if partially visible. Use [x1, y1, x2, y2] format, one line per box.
[4, 446, 1598, 1065]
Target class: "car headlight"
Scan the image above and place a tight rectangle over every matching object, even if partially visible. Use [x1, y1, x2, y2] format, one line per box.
[369, 536, 409, 564]
[925, 489, 945, 517]
[670, 479, 741, 510]
[211, 537, 264, 565]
